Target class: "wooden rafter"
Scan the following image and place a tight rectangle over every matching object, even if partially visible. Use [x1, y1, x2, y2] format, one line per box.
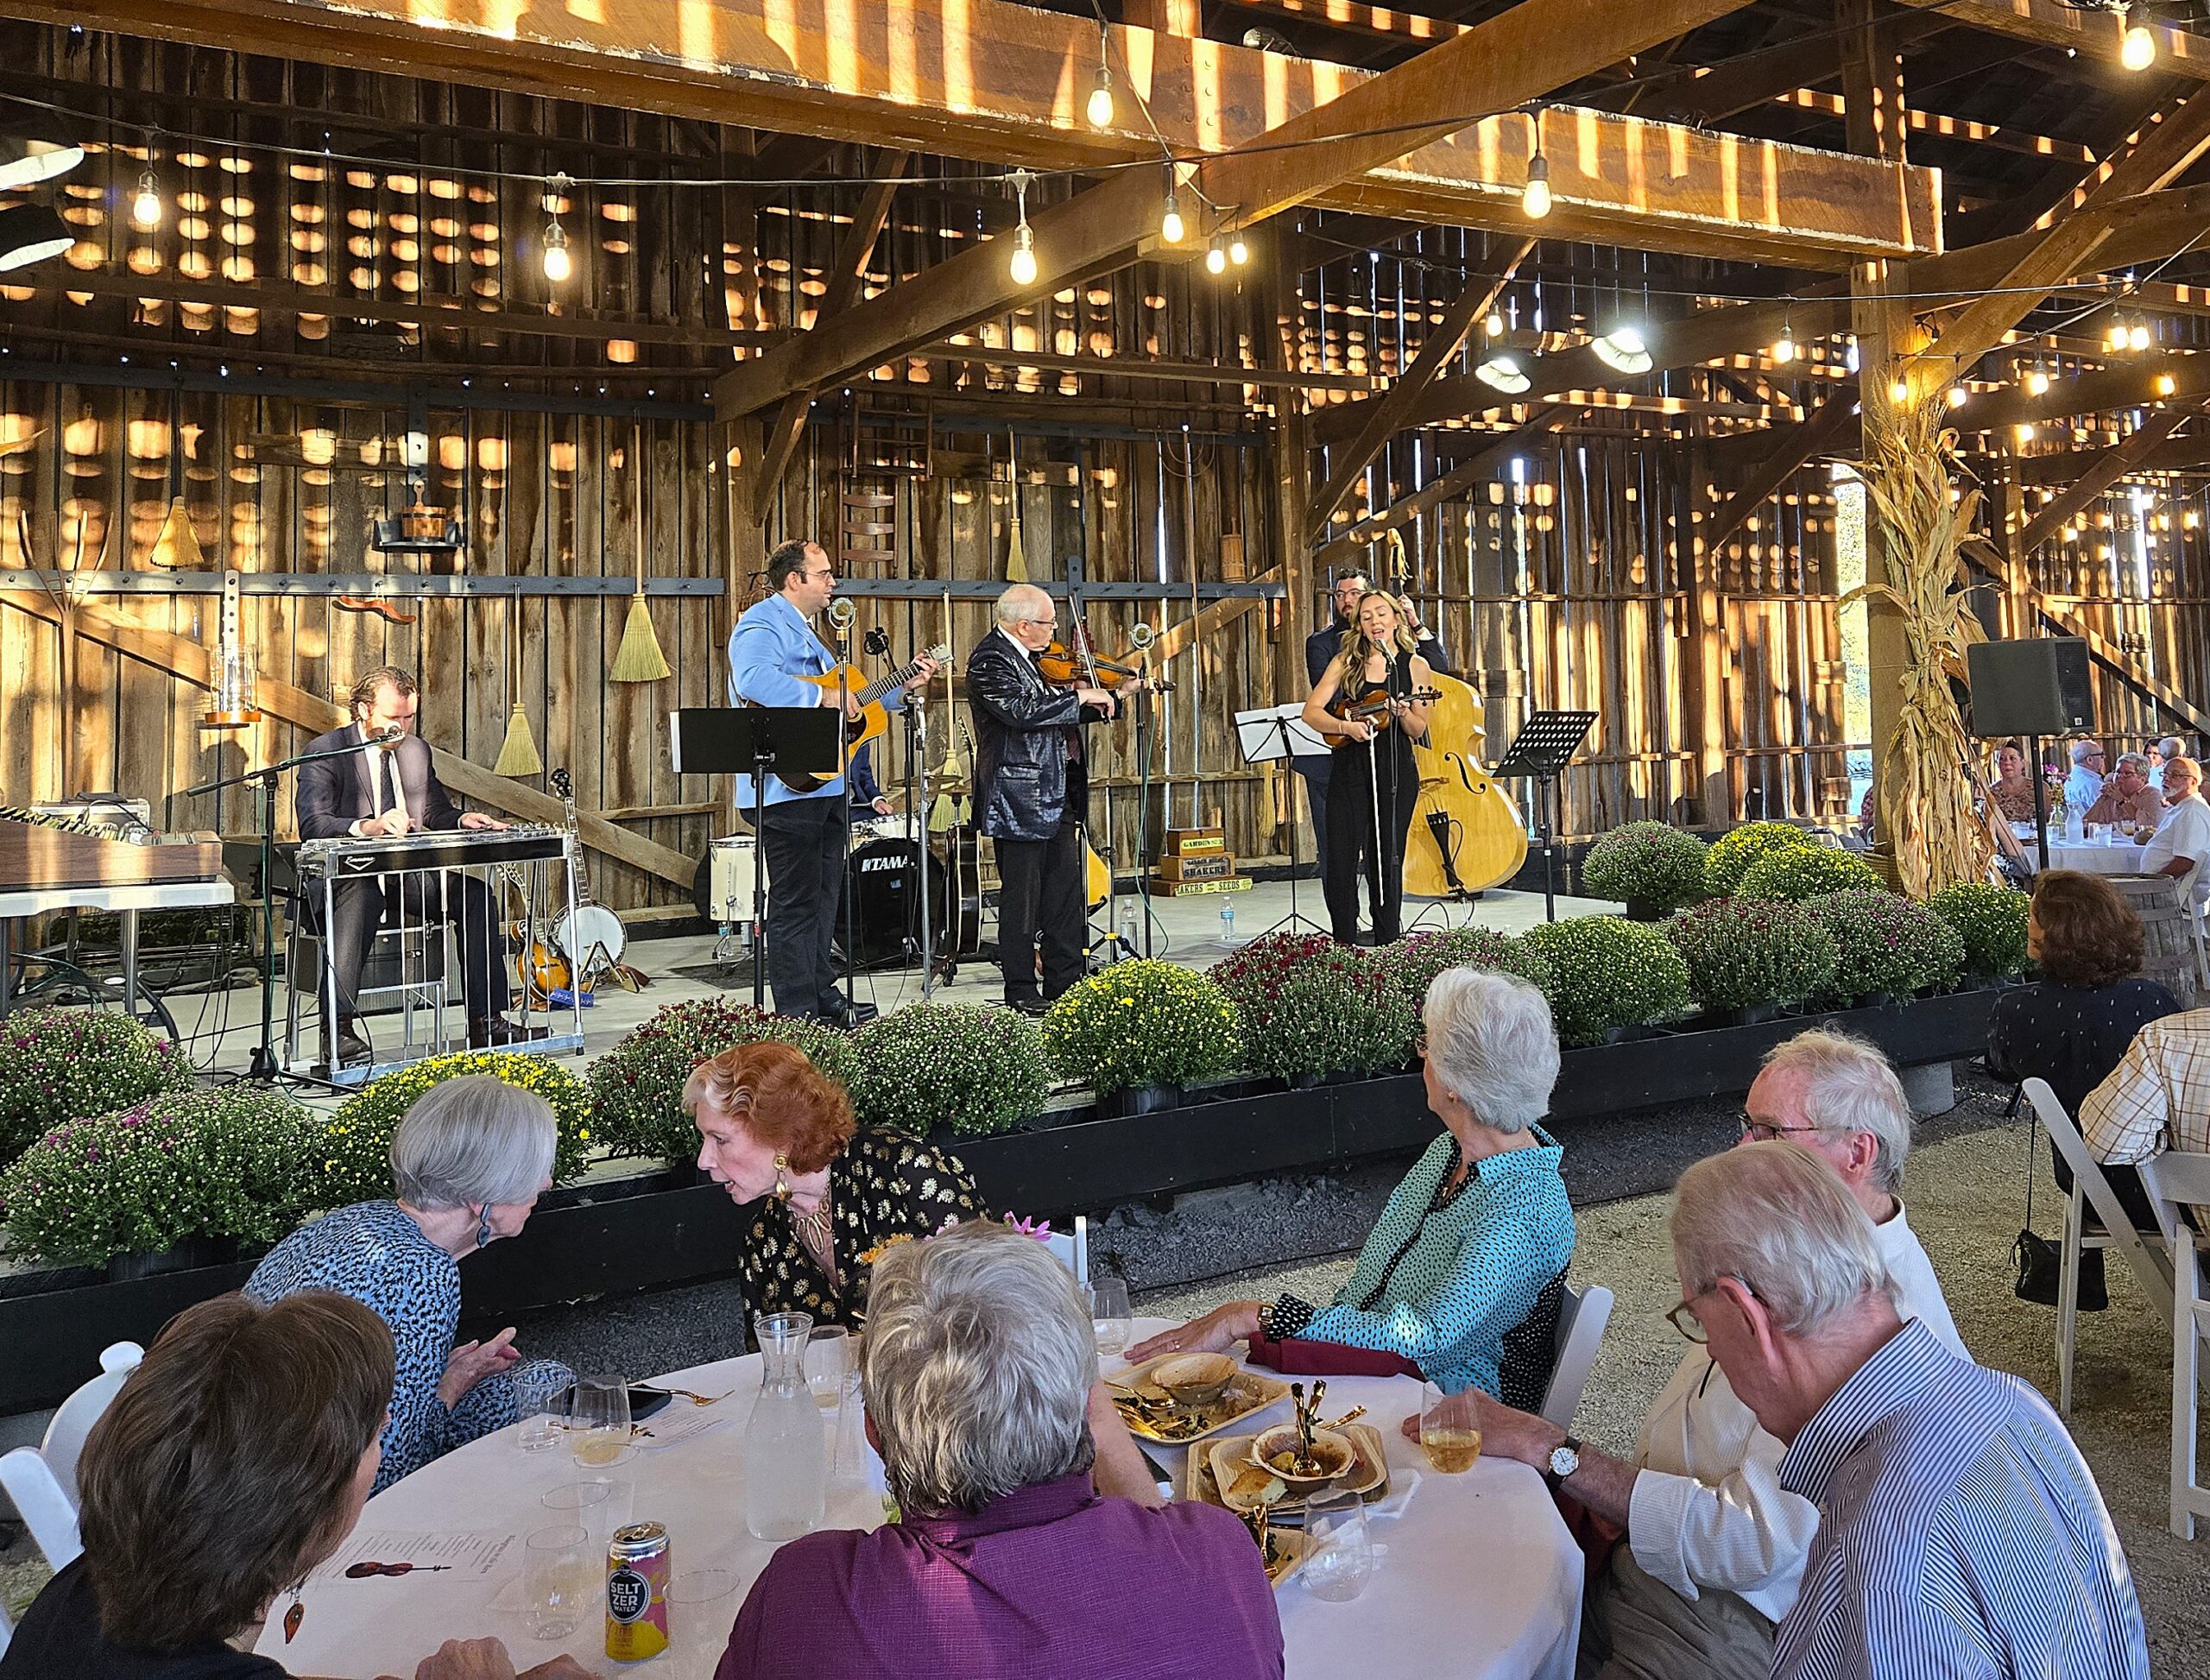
[1916, 83, 2210, 382]
[27, 0, 1938, 271]
[1894, 0, 2210, 81]
[2011, 408, 2193, 552]
[750, 152, 908, 520]
[919, 347, 1379, 394]
[1311, 406, 1581, 572]
[0, 592, 699, 888]
[1216, 0, 1468, 47]
[1953, 354, 2210, 430]
[715, 0, 1759, 421]
[1304, 237, 1534, 541]
[1695, 390, 1860, 560]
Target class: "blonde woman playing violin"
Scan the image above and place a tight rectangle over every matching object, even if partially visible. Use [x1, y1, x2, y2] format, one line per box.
[1302, 591, 1435, 947]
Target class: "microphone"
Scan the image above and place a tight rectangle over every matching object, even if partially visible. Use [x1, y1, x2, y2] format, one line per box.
[863, 626, 891, 659]
[827, 597, 856, 646]
[1128, 622, 1156, 650]
[373, 725, 406, 745]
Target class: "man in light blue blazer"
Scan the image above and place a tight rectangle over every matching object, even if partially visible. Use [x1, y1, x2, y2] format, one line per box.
[728, 538, 935, 1021]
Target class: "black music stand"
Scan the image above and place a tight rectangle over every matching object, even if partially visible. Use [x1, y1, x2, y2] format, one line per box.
[1493, 711, 1597, 923]
[1234, 704, 1329, 937]
[672, 707, 842, 1013]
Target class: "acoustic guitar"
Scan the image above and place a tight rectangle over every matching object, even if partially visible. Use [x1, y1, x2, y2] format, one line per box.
[766, 644, 950, 793]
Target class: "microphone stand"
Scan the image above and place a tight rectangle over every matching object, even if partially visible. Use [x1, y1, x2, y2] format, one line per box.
[184, 736, 371, 1089]
[832, 608, 860, 1021]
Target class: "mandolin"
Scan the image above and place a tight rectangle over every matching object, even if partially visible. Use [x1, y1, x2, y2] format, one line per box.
[766, 644, 950, 793]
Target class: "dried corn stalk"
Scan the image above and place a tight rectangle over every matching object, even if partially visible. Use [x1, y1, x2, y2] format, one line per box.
[1849, 392, 1991, 898]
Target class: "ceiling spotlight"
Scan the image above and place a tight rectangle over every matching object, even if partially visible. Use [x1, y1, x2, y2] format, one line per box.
[0, 204, 74, 273]
[1474, 351, 1531, 394]
[1591, 326, 1651, 375]
[1522, 150, 1552, 221]
[131, 167, 163, 231]
[0, 123, 85, 193]
[1771, 320, 1796, 364]
[1204, 237, 1227, 276]
[2122, 6, 2156, 70]
[1228, 231, 1250, 266]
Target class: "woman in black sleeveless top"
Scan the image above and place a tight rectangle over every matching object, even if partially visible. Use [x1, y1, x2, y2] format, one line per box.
[1302, 591, 1435, 945]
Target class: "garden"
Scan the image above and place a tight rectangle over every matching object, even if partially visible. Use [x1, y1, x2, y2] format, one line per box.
[0, 819, 2025, 1404]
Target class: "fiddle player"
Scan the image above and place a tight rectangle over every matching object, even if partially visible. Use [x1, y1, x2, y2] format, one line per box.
[294, 666, 534, 1068]
[728, 539, 937, 1025]
[1302, 591, 1434, 947]
[968, 584, 1122, 1017]
[1298, 570, 1451, 877]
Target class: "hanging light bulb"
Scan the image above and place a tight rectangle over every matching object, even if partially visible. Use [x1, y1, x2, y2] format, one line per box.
[1485, 312, 1505, 337]
[540, 173, 572, 284]
[131, 166, 163, 230]
[2122, 5, 2156, 70]
[1889, 375, 1911, 404]
[1087, 26, 1116, 129]
[2025, 359, 2050, 397]
[1228, 231, 1249, 266]
[1522, 151, 1552, 220]
[1159, 171, 1185, 245]
[2015, 422, 2036, 444]
[1947, 384, 1968, 408]
[1007, 168, 1039, 287]
[2155, 370, 2177, 396]
[1204, 237, 1227, 276]
[2131, 322, 2152, 351]
[2106, 318, 2129, 354]
[1771, 319, 1796, 364]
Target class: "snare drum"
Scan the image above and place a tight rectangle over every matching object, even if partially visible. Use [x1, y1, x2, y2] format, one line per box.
[700, 835, 759, 924]
[858, 812, 921, 844]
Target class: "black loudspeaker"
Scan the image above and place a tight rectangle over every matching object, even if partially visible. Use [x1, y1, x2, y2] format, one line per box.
[1967, 639, 2093, 737]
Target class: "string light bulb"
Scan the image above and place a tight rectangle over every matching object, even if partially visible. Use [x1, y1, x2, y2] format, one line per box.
[1159, 171, 1185, 245]
[540, 173, 572, 284]
[2015, 422, 2036, 444]
[1229, 231, 1249, 266]
[131, 167, 162, 231]
[2122, 6, 2156, 70]
[2106, 318, 2129, 354]
[1947, 384, 1968, 408]
[1204, 237, 1227, 276]
[1522, 150, 1552, 220]
[1889, 375, 1911, 404]
[2025, 360, 2050, 397]
[2131, 322, 2152, 351]
[1086, 26, 1115, 128]
[1007, 169, 1039, 287]
[2155, 371, 2177, 396]
[1771, 320, 1796, 364]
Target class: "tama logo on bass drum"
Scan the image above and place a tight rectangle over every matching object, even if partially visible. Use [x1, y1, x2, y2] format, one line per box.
[859, 853, 908, 875]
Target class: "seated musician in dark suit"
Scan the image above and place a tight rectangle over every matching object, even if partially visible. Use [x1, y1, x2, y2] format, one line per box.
[294, 666, 532, 1064]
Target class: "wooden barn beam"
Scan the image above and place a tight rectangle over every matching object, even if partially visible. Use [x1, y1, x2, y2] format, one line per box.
[2001, 431, 2210, 482]
[1304, 237, 1534, 541]
[0, 591, 700, 889]
[1950, 352, 2210, 429]
[750, 152, 907, 520]
[1893, 0, 2210, 81]
[1695, 390, 1860, 560]
[918, 347, 1380, 393]
[2010, 408, 2193, 552]
[714, 0, 1760, 421]
[1913, 83, 2210, 383]
[1216, 0, 1468, 47]
[1311, 405, 1581, 572]
[25, 0, 1937, 273]
[1948, 88, 2175, 246]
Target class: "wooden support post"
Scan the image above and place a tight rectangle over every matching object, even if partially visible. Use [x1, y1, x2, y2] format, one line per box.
[1840, 0, 1914, 856]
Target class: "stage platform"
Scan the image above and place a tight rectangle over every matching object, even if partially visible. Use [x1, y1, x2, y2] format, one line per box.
[174, 878, 1620, 1093]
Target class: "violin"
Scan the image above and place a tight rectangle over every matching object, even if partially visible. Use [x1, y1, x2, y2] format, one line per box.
[1328, 683, 1443, 742]
[1032, 625, 1176, 693]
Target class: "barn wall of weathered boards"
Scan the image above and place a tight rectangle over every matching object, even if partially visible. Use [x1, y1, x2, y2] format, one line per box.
[2, 23, 2207, 911]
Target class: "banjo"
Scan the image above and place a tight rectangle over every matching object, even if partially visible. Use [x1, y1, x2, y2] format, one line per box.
[547, 768, 629, 983]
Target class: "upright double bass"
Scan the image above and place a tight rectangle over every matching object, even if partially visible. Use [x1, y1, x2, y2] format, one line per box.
[1385, 539, 1527, 898]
